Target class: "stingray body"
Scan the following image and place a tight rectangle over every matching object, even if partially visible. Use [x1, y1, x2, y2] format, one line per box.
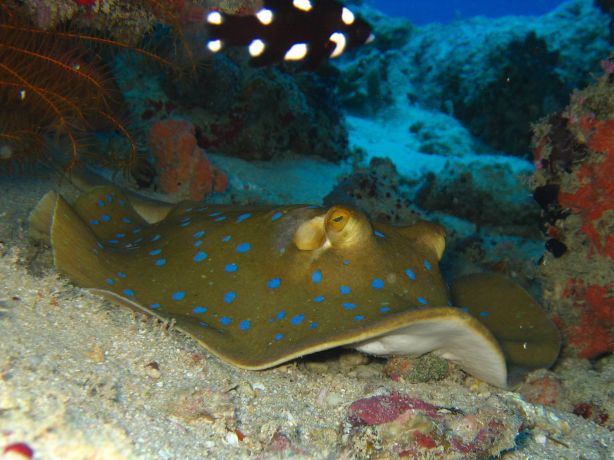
[32, 186, 560, 387]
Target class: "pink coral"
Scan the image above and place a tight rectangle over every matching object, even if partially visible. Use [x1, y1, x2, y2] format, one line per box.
[148, 119, 228, 201]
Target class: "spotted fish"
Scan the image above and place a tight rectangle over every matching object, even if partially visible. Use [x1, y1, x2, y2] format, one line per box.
[205, 0, 373, 67]
[31, 186, 560, 387]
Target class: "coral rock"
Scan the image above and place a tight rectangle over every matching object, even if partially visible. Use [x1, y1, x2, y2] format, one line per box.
[531, 69, 614, 359]
[517, 370, 563, 407]
[348, 392, 440, 426]
[148, 119, 227, 201]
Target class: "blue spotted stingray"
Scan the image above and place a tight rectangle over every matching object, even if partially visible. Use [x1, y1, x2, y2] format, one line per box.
[32, 186, 560, 387]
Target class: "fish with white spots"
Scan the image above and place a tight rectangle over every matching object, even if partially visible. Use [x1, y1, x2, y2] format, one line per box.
[31, 186, 560, 387]
[205, 0, 374, 67]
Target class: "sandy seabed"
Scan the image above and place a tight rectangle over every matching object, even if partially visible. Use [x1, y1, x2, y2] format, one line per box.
[0, 175, 612, 460]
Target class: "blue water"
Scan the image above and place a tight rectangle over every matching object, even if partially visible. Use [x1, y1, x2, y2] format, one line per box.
[371, 0, 568, 24]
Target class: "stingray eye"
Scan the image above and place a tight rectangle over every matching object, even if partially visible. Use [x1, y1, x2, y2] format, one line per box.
[328, 208, 351, 232]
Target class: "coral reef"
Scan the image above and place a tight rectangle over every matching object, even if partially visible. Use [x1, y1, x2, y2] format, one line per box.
[161, 60, 350, 162]
[414, 157, 540, 228]
[531, 62, 614, 359]
[596, 0, 614, 42]
[148, 119, 227, 201]
[323, 157, 423, 225]
[339, 0, 610, 156]
[451, 32, 568, 156]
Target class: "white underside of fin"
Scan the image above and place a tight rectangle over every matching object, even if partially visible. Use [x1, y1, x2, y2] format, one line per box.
[352, 316, 507, 388]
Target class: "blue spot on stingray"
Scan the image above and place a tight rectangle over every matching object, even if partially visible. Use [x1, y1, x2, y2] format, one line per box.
[291, 314, 305, 325]
[274, 333, 284, 341]
[151, 234, 161, 242]
[417, 297, 428, 305]
[372, 278, 385, 289]
[199, 321, 210, 328]
[276, 310, 286, 320]
[105, 278, 114, 285]
[121, 217, 132, 224]
[149, 303, 161, 309]
[105, 194, 113, 203]
[424, 259, 432, 270]
[340, 285, 351, 295]
[96, 199, 105, 207]
[116, 233, 126, 239]
[374, 230, 385, 238]
[380, 306, 391, 313]
[123, 288, 135, 297]
[311, 269, 323, 284]
[220, 316, 232, 326]
[343, 302, 357, 310]
[313, 295, 325, 303]
[90, 219, 100, 226]
[268, 278, 281, 289]
[193, 306, 207, 314]
[405, 268, 417, 280]
[209, 212, 222, 217]
[193, 230, 205, 239]
[119, 199, 126, 207]
[236, 213, 252, 223]
[193, 251, 208, 262]
[479, 311, 490, 317]
[117, 271, 127, 278]
[225, 263, 238, 273]
[343, 260, 351, 266]
[271, 211, 283, 221]
[194, 240, 203, 247]
[108, 239, 119, 244]
[461, 307, 470, 313]
[180, 220, 192, 227]
[155, 258, 167, 266]
[239, 319, 251, 330]
[101, 214, 111, 222]
[149, 249, 162, 256]
[354, 315, 365, 321]
[224, 291, 236, 304]
[214, 216, 227, 222]
[309, 322, 318, 329]
[236, 243, 251, 253]
[172, 291, 186, 301]
[132, 228, 142, 234]
[223, 235, 232, 242]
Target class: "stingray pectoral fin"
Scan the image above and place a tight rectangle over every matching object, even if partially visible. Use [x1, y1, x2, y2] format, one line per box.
[48, 193, 117, 288]
[29, 191, 59, 243]
[351, 308, 507, 388]
[450, 273, 561, 380]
